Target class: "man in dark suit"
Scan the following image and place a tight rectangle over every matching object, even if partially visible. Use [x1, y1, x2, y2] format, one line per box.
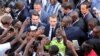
[58, 2, 73, 20]
[26, 0, 36, 9]
[16, 1, 30, 22]
[25, 11, 46, 32]
[80, 2, 93, 33]
[70, 11, 85, 31]
[30, 2, 49, 24]
[44, 14, 59, 41]
[61, 16, 86, 45]
[80, 2, 93, 22]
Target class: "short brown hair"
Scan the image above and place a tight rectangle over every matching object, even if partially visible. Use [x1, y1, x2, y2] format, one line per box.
[49, 14, 57, 19]
[1, 15, 13, 25]
[62, 2, 73, 10]
[32, 11, 40, 17]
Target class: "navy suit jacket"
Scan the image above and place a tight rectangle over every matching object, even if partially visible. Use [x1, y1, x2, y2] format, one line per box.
[72, 18, 85, 31]
[17, 7, 30, 22]
[64, 26, 86, 45]
[81, 12, 93, 22]
[44, 24, 59, 40]
[40, 10, 49, 24]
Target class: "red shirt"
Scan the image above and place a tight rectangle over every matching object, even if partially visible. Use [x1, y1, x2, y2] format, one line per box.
[85, 49, 97, 56]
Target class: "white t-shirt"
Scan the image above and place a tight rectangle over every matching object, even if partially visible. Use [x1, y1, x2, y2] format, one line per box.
[0, 42, 11, 56]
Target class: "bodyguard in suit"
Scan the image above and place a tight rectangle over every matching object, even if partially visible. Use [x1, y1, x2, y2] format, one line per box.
[26, 0, 36, 9]
[61, 16, 86, 45]
[44, 14, 59, 41]
[80, 2, 93, 33]
[80, 2, 93, 22]
[16, 1, 30, 22]
[70, 11, 85, 31]
[30, 2, 49, 24]
[58, 2, 73, 19]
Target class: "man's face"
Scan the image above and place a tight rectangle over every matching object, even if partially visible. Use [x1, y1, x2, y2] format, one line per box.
[14, 21, 22, 29]
[49, 17, 57, 27]
[32, 15, 39, 24]
[34, 4, 41, 12]
[88, 22, 95, 30]
[61, 19, 68, 27]
[93, 29, 100, 37]
[62, 8, 70, 14]
[80, 5, 89, 14]
[71, 15, 78, 22]
[56, 30, 62, 42]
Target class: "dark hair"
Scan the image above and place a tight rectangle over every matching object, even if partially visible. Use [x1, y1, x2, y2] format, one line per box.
[88, 18, 98, 26]
[15, 1, 24, 7]
[93, 26, 100, 37]
[62, 2, 73, 10]
[49, 45, 59, 55]
[70, 11, 79, 17]
[49, 14, 57, 20]
[32, 11, 40, 17]
[81, 2, 90, 9]
[49, 14, 57, 18]
[81, 41, 93, 54]
[62, 16, 72, 23]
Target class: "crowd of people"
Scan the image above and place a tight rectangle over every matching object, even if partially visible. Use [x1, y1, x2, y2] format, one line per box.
[0, 0, 100, 56]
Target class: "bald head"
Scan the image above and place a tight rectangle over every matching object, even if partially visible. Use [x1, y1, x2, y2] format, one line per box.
[70, 11, 79, 22]
[63, 16, 72, 23]
[61, 16, 72, 27]
[16, 1, 24, 10]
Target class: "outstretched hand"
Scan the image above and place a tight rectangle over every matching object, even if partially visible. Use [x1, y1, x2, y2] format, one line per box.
[22, 18, 30, 27]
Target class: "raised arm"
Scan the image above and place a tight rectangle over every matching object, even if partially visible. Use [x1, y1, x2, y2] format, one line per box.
[23, 37, 35, 56]
[58, 28, 78, 56]
[15, 39, 27, 56]
[10, 19, 30, 45]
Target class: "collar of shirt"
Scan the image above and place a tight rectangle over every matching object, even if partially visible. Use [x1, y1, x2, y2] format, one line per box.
[72, 18, 79, 25]
[17, 6, 25, 15]
[89, 30, 93, 35]
[83, 12, 88, 17]
[52, 38, 64, 44]
[66, 9, 73, 15]
[81, 0, 85, 4]
[38, 10, 41, 15]
[50, 26, 56, 29]
[28, 0, 31, 4]
[63, 10, 73, 16]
